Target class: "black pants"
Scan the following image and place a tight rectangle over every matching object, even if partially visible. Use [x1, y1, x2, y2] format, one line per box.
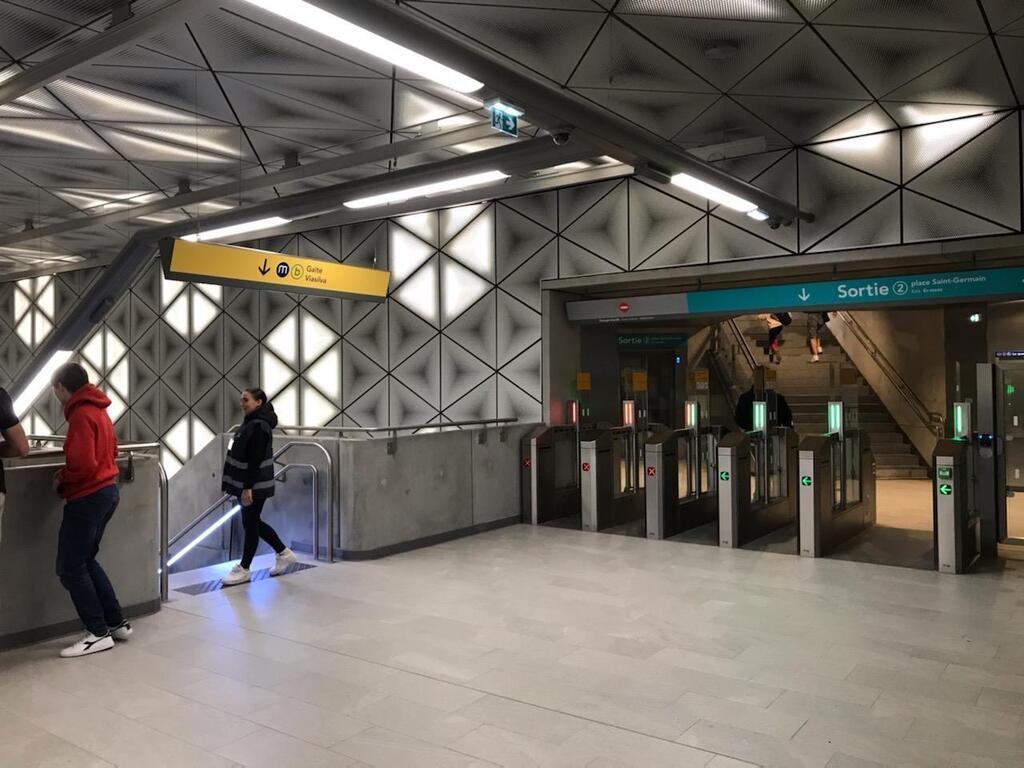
[767, 325, 784, 352]
[56, 485, 124, 637]
[239, 497, 286, 569]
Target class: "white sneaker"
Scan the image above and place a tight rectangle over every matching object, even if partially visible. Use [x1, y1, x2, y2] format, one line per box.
[221, 564, 251, 586]
[270, 548, 298, 576]
[110, 621, 133, 641]
[60, 633, 114, 658]
[811, 354, 820, 362]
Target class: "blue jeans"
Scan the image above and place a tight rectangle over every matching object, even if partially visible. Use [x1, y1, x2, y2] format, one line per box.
[56, 485, 124, 637]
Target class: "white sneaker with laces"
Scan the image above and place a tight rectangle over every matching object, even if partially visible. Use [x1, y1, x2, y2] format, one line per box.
[111, 621, 133, 641]
[221, 564, 251, 586]
[270, 548, 298, 576]
[60, 633, 114, 658]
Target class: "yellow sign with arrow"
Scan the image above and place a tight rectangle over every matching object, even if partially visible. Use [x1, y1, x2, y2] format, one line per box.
[159, 238, 390, 301]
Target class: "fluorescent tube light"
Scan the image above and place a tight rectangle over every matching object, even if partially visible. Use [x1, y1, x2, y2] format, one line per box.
[747, 209, 770, 222]
[13, 350, 73, 416]
[167, 505, 241, 567]
[239, 0, 484, 94]
[670, 172, 758, 213]
[183, 216, 291, 243]
[344, 170, 509, 209]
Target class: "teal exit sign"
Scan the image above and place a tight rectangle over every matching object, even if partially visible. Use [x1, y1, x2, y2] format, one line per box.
[490, 106, 518, 137]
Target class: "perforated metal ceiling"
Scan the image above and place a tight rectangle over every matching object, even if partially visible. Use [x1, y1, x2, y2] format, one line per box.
[1, 0, 1022, 273]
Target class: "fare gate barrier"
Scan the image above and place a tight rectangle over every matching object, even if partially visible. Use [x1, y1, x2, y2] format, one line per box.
[645, 426, 721, 540]
[933, 439, 981, 574]
[581, 427, 644, 531]
[521, 425, 580, 525]
[718, 428, 799, 548]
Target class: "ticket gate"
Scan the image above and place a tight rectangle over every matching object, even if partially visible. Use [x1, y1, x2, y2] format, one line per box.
[580, 427, 645, 532]
[933, 438, 981, 574]
[718, 428, 799, 548]
[798, 429, 876, 558]
[520, 425, 581, 526]
[645, 426, 722, 539]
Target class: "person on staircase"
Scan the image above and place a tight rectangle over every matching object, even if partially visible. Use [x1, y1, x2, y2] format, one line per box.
[757, 312, 791, 364]
[221, 387, 297, 587]
[806, 311, 833, 363]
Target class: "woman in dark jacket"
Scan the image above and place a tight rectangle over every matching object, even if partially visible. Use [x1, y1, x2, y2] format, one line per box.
[221, 387, 297, 586]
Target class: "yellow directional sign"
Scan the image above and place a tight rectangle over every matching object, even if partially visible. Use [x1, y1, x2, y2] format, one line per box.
[160, 238, 390, 301]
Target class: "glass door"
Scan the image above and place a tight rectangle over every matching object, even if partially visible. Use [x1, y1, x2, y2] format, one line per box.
[1004, 362, 1024, 540]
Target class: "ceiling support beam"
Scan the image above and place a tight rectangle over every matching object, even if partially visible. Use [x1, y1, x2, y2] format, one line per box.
[0, 123, 498, 248]
[323, 0, 813, 225]
[0, 0, 210, 107]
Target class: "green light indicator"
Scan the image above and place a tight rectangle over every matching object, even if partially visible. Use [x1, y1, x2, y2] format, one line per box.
[1008, 383, 1017, 396]
[954, 404, 963, 436]
[753, 401, 766, 432]
[938, 483, 953, 496]
[828, 402, 842, 433]
[720, 470, 730, 482]
[801, 475, 812, 487]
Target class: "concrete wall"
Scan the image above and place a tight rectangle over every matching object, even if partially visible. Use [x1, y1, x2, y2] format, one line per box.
[0, 454, 162, 649]
[988, 300, 1024, 357]
[832, 308, 946, 458]
[542, 289, 581, 426]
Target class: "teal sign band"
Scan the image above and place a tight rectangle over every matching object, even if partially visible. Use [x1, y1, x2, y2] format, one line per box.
[685, 266, 1024, 315]
[618, 334, 687, 348]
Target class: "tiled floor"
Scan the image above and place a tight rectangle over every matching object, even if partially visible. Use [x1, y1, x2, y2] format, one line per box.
[3, 525, 1024, 767]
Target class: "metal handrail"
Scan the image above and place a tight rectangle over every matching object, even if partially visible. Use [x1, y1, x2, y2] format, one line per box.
[725, 318, 759, 374]
[833, 311, 946, 437]
[161, 439, 336, 588]
[228, 417, 517, 435]
[25, 435, 162, 452]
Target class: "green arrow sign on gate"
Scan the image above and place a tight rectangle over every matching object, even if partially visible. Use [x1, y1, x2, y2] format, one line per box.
[801, 475, 812, 487]
[719, 470, 730, 482]
[938, 483, 953, 496]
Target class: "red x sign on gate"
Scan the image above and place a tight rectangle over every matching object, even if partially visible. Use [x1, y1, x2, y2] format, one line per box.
[647, 466, 657, 477]
[582, 462, 591, 472]
[522, 458, 532, 468]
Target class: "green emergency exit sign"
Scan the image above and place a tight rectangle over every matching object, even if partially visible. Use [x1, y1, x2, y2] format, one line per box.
[801, 475, 812, 487]
[720, 470, 730, 482]
[937, 466, 953, 480]
[939, 483, 953, 496]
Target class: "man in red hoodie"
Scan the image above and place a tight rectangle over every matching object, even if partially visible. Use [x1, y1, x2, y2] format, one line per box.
[51, 362, 130, 658]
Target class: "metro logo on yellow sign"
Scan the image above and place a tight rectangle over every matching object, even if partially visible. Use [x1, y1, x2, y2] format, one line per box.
[160, 238, 390, 301]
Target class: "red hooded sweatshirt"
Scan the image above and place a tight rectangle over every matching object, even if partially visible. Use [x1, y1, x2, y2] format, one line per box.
[58, 384, 119, 500]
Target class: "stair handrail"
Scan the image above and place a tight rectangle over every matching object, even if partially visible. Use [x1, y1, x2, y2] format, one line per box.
[725, 318, 759, 375]
[161, 439, 336, 600]
[833, 311, 946, 437]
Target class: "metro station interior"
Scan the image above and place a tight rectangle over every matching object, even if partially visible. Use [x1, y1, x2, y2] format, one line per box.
[2, 2, 1024, 767]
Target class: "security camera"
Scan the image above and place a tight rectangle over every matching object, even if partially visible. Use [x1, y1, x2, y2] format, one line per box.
[551, 131, 573, 146]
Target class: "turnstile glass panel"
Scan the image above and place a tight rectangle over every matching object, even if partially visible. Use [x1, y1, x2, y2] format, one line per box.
[766, 431, 786, 501]
[613, 430, 635, 496]
[831, 437, 844, 511]
[677, 432, 692, 500]
[845, 431, 862, 506]
[700, 431, 718, 494]
[750, 438, 763, 504]
[553, 434, 577, 491]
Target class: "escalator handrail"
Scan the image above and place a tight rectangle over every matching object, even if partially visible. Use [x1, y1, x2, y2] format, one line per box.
[833, 311, 946, 437]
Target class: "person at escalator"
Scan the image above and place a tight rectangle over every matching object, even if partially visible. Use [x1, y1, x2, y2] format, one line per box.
[735, 382, 793, 431]
[220, 387, 297, 587]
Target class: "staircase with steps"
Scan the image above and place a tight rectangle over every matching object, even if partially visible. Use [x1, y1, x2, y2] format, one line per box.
[734, 315, 930, 480]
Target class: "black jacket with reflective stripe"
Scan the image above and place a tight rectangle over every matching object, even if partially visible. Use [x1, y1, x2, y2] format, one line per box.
[222, 408, 278, 500]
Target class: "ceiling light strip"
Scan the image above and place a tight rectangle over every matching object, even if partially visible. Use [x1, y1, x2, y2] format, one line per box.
[344, 170, 509, 210]
[183, 216, 292, 243]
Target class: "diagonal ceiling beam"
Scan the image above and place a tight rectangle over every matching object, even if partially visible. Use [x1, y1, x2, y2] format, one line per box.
[0, 123, 498, 248]
[0, 0, 211, 107]
[318, 0, 813, 224]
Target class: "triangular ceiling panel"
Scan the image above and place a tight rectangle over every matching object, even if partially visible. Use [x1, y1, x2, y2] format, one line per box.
[345, 303, 389, 364]
[883, 40, 1016, 106]
[732, 95, 871, 145]
[392, 336, 441, 409]
[444, 205, 495, 279]
[497, 291, 541, 368]
[798, 150, 897, 248]
[907, 112, 1020, 230]
[634, 218, 709, 271]
[629, 181, 706, 265]
[673, 96, 790, 152]
[902, 190, 1012, 242]
[389, 300, 437, 368]
[713, 153, 798, 252]
[345, 377, 389, 428]
[816, 0, 989, 32]
[558, 239, 623, 278]
[569, 17, 715, 93]
[443, 375, 497, 423]
[500, 341, 542, 403]
[709, 217, 789, 262]
[807, 130, 901, 184]
[445, 289, 497, 368]
[394, 83, 466, 130]
[497, 205, 556, 282]
[902, 112, 1005, 180]
[621, 16, 802, 92]
[575, 88, 719, 139]
[68, 70, 236, 124]
[502, 191, 557, 231]
[342, 340, 386, 408]
[388, 377, 438, 428]
[813, 103, 898, 142]
[808, 192, 901, 253]
[441, 337, 493, 409]
[410, 3, 606, 83]
[500, 241, 557, 313]
[561, 182, 628, 269]
[815, 26, 984, 97]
